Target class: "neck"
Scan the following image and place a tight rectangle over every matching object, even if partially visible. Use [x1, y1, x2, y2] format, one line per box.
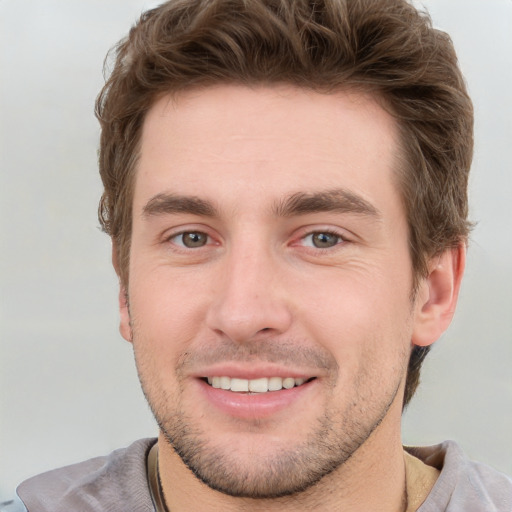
[157, 403, 408, 512]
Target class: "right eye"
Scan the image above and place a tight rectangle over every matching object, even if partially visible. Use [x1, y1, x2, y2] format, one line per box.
[170, 231, 210, 248]
[301, 231, 344, 249]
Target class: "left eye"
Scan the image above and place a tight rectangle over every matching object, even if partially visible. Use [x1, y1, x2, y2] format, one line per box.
[171, 231, 209, 248]
[302, 232, 343, 249]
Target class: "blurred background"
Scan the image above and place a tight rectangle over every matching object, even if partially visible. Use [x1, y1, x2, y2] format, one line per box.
[1, 0, 511, 501]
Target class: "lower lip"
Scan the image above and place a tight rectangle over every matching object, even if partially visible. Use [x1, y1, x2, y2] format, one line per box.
[197, 379, 316, 419]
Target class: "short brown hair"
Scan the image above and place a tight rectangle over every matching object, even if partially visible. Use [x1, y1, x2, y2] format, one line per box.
[96, 0, 473, 407]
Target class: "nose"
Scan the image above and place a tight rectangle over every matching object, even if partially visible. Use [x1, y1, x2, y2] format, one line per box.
[206, 244, 293, 343]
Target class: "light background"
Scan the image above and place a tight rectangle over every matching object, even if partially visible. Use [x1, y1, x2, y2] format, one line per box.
[1, 0, 511, 501]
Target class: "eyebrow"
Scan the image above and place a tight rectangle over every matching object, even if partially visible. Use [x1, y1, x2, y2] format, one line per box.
[142, 188, 381, 220]
[273, 189, 381, 219]
[142, 193, 217, 218]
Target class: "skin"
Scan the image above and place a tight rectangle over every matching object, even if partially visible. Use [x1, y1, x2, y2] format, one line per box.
[117, 85, 464, 511]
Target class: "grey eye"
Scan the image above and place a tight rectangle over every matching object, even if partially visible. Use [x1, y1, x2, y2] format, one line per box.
[304, 232, 341, 249]
[174, 232, 208, 248]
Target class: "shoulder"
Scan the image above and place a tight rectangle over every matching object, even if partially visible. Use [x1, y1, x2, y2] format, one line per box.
[16, 438, 157, 512]
[408, 441, 512, 512]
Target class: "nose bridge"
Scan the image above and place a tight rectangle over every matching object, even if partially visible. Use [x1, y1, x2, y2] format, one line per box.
[206, 237, 292, 342]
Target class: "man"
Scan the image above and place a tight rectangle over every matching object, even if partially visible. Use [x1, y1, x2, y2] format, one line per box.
[12, 0, 512, 510]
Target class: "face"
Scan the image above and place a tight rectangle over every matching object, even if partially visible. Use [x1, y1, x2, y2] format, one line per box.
[122, 85, 420, 498]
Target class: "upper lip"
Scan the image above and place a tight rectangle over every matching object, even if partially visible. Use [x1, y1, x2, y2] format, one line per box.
[191, 363, 317, 380]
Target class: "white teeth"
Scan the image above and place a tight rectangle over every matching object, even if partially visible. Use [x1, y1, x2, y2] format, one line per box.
[220, 376, 231, 390]
[282, 377, 295, 389]
[248, 377, 268, 393]
[230, 378, 249, 392]
[205, 376, 309, 393]
[268, 377, 283, 391]
[211, 376, 231, 390]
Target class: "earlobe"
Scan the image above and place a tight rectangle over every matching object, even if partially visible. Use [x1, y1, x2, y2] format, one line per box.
[112, 242, 133, 343]
[411, 244, 466, 347]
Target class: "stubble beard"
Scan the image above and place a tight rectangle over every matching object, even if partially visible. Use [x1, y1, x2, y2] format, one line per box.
[155, 396, 399, 499]
[134, 339, 407, 499]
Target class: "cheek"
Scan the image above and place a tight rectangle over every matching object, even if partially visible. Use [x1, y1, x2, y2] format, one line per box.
[296, 265, 413, 359]
[128, 269, 212, 358]
[299, 263, 408, 321]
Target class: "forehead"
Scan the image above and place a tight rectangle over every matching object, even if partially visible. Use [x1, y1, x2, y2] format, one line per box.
[135, 84, 401, 216]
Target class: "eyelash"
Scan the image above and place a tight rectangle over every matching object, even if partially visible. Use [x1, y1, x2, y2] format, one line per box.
[296, 229, 347, 251]
[164, 228, 347, 253]
[166, 230, 213, 249]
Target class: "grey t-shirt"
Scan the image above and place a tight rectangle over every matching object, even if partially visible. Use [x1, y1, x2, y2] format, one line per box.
[12, 438, 512, 511]
[409, 443, 512, 511]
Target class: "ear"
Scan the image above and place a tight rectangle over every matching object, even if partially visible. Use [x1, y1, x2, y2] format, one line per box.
[112, 242, 133, 343]
[411, 243, 466, 347]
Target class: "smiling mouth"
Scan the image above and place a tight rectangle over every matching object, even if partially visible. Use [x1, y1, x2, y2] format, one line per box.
[203, 376, 316, 393]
